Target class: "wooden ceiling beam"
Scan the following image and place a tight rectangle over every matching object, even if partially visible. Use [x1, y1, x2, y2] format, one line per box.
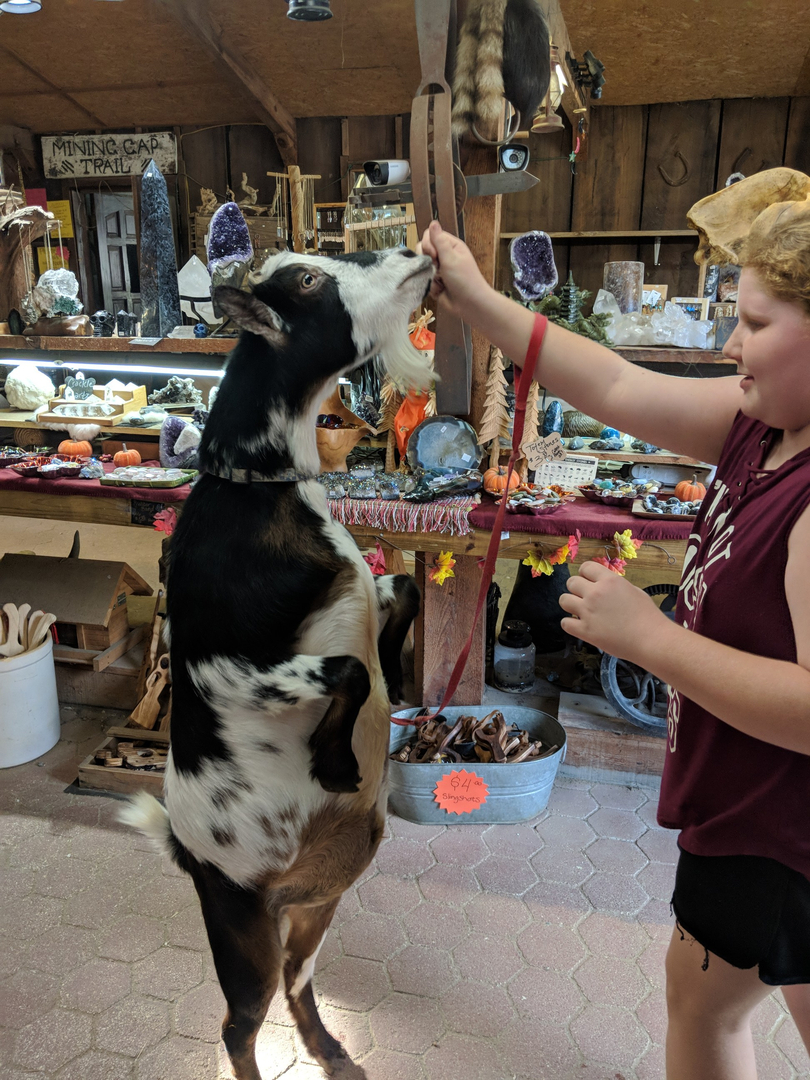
[0, 45, 107, 129]
[158, 0, 298, 165]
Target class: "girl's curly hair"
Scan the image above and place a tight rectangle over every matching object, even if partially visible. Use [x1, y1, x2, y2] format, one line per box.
[740, 200, 810, 316]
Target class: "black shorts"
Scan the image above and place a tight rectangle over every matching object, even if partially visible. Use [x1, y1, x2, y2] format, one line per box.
[672, 846, 810, 986]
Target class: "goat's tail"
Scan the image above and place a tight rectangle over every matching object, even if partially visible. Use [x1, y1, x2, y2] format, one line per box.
[118, 791, 178, 865]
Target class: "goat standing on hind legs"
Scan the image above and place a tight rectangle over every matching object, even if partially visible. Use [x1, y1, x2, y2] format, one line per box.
[120, 247, 434, 1080]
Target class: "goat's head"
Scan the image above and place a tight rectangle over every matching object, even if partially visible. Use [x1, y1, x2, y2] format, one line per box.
[213, 248, 436, 397]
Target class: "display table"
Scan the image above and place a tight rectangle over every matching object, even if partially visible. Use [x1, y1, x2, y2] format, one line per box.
[0, 472, 690, 706]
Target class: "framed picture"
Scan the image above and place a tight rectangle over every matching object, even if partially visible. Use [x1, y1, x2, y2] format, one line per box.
[672, 296, 710, 321]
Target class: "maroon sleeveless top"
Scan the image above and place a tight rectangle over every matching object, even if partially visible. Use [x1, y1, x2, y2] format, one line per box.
[658, 412, 810, 881]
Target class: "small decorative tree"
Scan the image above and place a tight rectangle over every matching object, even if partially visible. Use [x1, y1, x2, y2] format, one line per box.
[517, 380, 541, 482]
[478, 346, 512, 468]
[379, 376, 403, 472]
[519, 272, 613, 345]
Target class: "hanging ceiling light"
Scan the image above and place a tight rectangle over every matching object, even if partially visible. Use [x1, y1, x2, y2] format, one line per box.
[287, 0, 332, 20]
[531, 42, 568, 134]
[0, 0, 42, 11]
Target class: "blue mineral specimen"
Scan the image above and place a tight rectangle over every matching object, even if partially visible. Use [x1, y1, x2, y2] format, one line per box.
[509, 231, 558, 301]
[140, 159, 182, 337]
[207, 202, 253, 273]
[541, 399, 563, 437]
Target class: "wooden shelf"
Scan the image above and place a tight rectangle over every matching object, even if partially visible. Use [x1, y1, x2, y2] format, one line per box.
[0, 409, 163, 437]
[0, 335, 233, 354]
[500, 230, 696, 240]
[614, 347, 734, 365]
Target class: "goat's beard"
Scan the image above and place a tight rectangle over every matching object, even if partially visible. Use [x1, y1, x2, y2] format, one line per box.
[377, 331, 436, 392]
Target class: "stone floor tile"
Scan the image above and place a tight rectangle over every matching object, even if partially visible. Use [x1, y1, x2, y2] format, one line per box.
[387, 944, 458, 997]
[452, 932, 524, 984]
[129, 873, 195, 919]
[359, 1048, 427, 1080]
[637, 798, 664, 829]
[590, 783, 648, 811]
[301, 1004, 373, 1063]
[440, 980, 516, 1038]
[358, 873, 422, 916]
[60, 958, 131, 1013]
[386, 815, 445, 843]
[586, 836, 648, 876]
[636, 987, 668, 1045]
[582, 872, 650, 915]
[753, 1035, 795, 1080]
[482, 823, 543, 859]
[0, 969, 61, 1028]
[97, 913, 165, 961]
[402, 901, 470, 950]
[578, 912, 649, 960]
[517, 919, 588, 973]
[24, 924, 96, 976]
[545, 784, 598, 818]
[474, 855, 538, 896]
[570, 1005, 650, 1068]
[315, 955, 390, 1011]
[637, 860, 676, 902]
[508, 966, 585, 1024]
[340, 911, 407, 962]
[132, 946, 203, 1000]
[334, 884, 362, 924]
[496, 1017, 582, 1080]
[774, 1013, 810, 1073]
[428, 828, 489, 867]
[374, 838, 437, 878]
[529, 844, 594, 887]
[424, 1033, 505, 1080]
[135, 1033, 219, 1080]
[62, 879, 131, 930]
[0, 934, 32, 980]
[417, 864, 480, 906]
[166, 905, 209, 951]
[0, 1024, 16, 1064]
[13, 1007, 93, 1073]
[55, 1049, 135, 1080]
[8, 831, 66, 870]
[464, 892, 530, 935]
[312, 924, 341, 971]
[536, 814, 597, 851]
[0, 865, 34, 903]
[637, 826, 681, 865]
[588, 806, 647, 842]
[523, 879, 593, 926]
[752, 995, 787, 1037]
[636, 937, 670, 990]
[31, 853, 93, 899]
[575, 955, 650, 1009]
[3, 893, 64, 940]
[370, 992, 445, 1053]
[95, 994, 171, 1057]
[635, 1040, 666, 1080]
[175, 980, 227, 1041]
[637, 898, 676, 937]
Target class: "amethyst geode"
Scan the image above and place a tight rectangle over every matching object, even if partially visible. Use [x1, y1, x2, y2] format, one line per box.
[207, 202, 253, 273]
[509, 231, 558, 301]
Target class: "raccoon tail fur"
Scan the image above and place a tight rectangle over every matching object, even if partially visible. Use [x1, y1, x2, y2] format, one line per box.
[452, 0, 508, 138]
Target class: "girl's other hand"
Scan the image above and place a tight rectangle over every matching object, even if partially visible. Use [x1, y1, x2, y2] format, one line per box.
[559, 561, 672, 667]
[417, 221, 493, 321]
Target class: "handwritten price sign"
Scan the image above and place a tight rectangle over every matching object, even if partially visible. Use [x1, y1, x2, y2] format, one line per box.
[523, 432, 567, 471]
[433, 769, 489, 815]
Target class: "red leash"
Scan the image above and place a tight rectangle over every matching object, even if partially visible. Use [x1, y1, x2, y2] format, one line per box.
[392, 312, 549, 725]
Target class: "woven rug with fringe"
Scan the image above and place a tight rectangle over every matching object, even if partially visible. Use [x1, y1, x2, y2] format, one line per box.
[327, 495, 479, 537]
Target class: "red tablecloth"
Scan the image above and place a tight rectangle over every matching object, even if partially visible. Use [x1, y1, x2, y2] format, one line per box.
[469, 493, 693, 542]
[0, 462, 191, 505]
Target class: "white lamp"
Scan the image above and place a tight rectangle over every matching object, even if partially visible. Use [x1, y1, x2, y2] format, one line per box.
[531, 43, 569, 134]
[0, 0, 42, 11]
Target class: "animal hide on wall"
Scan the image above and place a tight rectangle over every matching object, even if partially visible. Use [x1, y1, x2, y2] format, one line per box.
[451, 0, 551, 139]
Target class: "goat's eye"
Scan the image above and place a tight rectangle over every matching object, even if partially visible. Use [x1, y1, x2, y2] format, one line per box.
[301, 272, 316, 289]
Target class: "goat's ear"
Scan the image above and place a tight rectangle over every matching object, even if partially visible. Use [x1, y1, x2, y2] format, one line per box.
[213, 286, 286, 344]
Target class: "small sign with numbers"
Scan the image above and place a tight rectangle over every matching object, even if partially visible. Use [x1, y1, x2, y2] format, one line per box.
[433, 769, 489, 815]
[523, 432, 567, 471]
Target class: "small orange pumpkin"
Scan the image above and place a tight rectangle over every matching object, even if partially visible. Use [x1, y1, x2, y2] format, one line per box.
[114, 449, 141, 467]
[674, 473, 707, 502]
[483, 465, 520, 495]
[58, 439, 92, 457]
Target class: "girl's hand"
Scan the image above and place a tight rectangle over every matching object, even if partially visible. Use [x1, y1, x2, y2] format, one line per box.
[418, 221, 493, 321]
[559, 561, 672, 666]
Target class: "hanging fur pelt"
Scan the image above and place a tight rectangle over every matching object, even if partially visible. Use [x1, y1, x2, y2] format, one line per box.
[452, 0, 551, 139]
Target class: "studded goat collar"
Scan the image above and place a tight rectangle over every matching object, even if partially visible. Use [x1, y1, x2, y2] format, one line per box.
[205, 466, 320, 484]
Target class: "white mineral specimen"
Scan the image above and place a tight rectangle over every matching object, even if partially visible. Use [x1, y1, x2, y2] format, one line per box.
[4, 365, 55, 410]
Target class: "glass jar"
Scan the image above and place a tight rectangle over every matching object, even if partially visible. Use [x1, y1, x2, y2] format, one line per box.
[492, 620, 536, 693]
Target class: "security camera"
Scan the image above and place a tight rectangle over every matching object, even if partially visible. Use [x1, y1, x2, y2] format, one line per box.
[363, 160, 411, 186]
[498, 144, 530, 172]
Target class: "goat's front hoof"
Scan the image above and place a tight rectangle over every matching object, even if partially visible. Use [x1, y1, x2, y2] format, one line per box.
[311, 752, 362, 794]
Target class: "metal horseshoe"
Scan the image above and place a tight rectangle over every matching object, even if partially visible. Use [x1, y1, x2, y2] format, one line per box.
[658, 150, 690, 187]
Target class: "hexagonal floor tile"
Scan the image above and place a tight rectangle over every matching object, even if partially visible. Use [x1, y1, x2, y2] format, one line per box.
[358, 874, 422, 917]
[373, 838, 436, 878]
[24, 925, 97, 977]
[586, 837, 648, 875]
[440, 979, 515, 1039]
[132, 946, 203, 1000]
[570, 1004, 649, 1068]
[516, 920, 587, 973]
[54, 1048, 136, 1080]
[134, 1033, 218, 1080]
[96, 994, 171, 1057]
[582, 872, 649, 915]
[429, 828, 490, 867]
[13, 1008, 93, 1073]
[637, 861, 676, 901]
[358, 1047, 427, 1080]
[536, 814, 597, 852]
[589, 783, 648, 811]
[529, 845, 593, 887]
[60, 958, 131, 1013]
[403, 901, 470, 950]
[175, 980, 227, 1041]
[370, 992, 444, 1053]
[508, 965, 585, 1023]
[588, 807, 647, 842]
[481, 823, 544, 860]
[387, 944, 457, 997]
[452, 933, 524, 985]
[340, 911, 407, 962]
[473, 857, 538, 897]
[545, 784, 598, 819]
[0, 969, 60, 1028]
[315, 955, 390, 1011]
[98, 914, 165, 962]
[574, 955, 650, 1009]
[496, 1016, 582, 1080]
[417, 864, 480, 906]
[464, 893, 530, 935]
[424, 1033, 505, 1080]
[578, 911, 649, 960]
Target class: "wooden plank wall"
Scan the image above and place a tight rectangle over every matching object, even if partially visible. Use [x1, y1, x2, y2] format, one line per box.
[499, 95, 810, 305]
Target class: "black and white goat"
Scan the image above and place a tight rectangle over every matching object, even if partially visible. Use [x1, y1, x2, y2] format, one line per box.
[121, 247, 434, 1079]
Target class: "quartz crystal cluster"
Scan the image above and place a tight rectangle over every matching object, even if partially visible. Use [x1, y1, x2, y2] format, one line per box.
[594, 290, 713, 348]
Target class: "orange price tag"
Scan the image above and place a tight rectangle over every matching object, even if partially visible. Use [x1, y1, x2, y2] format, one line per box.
[433, 769, 489, 815]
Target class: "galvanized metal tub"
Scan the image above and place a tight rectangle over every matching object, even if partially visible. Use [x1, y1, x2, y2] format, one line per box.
[388, 706, 566, 825]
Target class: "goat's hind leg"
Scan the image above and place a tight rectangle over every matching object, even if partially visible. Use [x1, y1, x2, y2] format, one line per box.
[282, 898, 347, 1074]
[188, 860, 282, 1080]
[375, 574, 420, 703]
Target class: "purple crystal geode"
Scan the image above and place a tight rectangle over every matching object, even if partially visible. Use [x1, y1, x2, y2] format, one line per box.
[509, 231, 558, 301]
[207, 202, 253, 274]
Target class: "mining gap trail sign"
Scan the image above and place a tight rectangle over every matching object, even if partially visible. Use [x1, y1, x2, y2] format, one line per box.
[42, 133, 177, 179]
